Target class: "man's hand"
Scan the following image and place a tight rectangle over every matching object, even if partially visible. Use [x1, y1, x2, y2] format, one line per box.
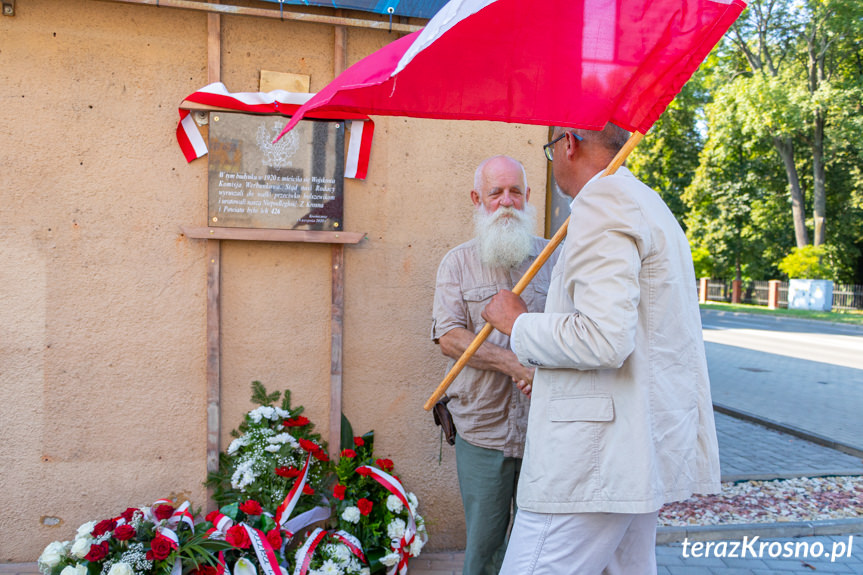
[481, 289, 528, 336]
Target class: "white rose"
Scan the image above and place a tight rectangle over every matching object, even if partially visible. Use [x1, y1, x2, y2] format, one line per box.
[107, 563, 133, 575]
[380, 553, 400, 567]
[341, 506, 361, 524]
[59, 565, 86, 575]
[70, 538, 91, 559]
[76, 522, 96, 538]
[387, 518, 406, 540]
[385, 494, 403, 514]
[39, 541, 67, 568]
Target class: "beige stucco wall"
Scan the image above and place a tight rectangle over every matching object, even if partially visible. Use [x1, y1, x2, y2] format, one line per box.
[0, 0, 549, 561]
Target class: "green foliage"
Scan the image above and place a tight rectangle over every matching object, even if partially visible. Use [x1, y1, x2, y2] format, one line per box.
[690, 246, 715, 279]
[777, 245, 834, 279]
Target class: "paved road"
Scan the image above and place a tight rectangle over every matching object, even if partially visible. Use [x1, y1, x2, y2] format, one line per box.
[702, 310, 863, 454]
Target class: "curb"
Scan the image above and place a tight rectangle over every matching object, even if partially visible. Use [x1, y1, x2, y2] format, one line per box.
[700, 307, 863, 333]
[713, 403, 863, 459]
[656, 517, 863, 544]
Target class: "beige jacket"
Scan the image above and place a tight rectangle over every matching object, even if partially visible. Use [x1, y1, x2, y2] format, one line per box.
[510, 167, 721, 514]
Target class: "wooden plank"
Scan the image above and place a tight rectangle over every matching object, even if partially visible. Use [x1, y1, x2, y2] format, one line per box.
[181, 226, 365, 244]
[95, 0, 424, 33]
[330, 245, 345, 452]
[205, 8, 222, 510]
[329, 16, 348, 453]
[260, 70, 310, 93]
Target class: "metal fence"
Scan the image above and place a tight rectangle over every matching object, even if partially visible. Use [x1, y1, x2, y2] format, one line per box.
[698, 280, 863, 311]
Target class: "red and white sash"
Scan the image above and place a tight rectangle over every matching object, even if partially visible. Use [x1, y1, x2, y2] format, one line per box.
[176, 82, 374, 179]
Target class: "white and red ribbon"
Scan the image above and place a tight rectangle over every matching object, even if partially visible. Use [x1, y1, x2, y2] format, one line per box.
[242, 524, 282, 575]
[176, 82, 374, 179]
[356, 466, 418, 575]
[275, 453, 313, 530]
[291, 528, 366, 575]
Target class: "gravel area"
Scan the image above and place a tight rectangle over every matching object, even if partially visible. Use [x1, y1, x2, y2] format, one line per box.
[658, 475, 863, 526]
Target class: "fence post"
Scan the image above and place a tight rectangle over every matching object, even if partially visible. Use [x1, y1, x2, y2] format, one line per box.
[768, 280, 780, 310]
[699, 278, 708, 303]
[731, 279, 742, 304]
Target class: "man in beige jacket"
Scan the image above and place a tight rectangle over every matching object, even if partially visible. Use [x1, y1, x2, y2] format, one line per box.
[482, 125, 721, 574]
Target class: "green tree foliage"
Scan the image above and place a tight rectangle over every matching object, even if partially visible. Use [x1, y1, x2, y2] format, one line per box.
[632, 0, 863, 282]
[777, 245, 833, 279]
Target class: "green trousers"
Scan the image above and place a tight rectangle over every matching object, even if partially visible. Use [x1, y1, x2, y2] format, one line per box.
[455, 434, 521, 575]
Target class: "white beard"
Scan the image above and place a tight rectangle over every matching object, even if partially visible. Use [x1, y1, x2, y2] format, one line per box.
[474, 204, 537, 269]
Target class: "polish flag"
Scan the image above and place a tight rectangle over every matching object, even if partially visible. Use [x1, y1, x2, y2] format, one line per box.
[279, 0, 745, 139]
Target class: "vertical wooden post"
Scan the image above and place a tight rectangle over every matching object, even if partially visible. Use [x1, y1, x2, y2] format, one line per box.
[205, 11, 222, 507]
[330, 17, 347, 452]
[731, 279, 742, 304]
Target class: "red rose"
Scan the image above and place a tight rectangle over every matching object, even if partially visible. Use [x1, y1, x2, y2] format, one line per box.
[298, 439, 319, 452]
[205, 510, 220, 523]
[226, 524, 251, 549]
[85, 542, 109, 562]
[353, 437, 364, 447]
[92, 519, 118, 537]
[355, 466, 370, 476]
[332, 484, 346, 500]
[239, 500, 263, 516]
[313, 450, 329, 462]
[193, 567, 219, 575]
[119, 508, 139, 523]
[153, 504, 175, 521]
[266, 529, 282, 550]
[113, 525, 136, 541]
[357, 498, 373, 516]
[275, 466, 301, 478]
[149, 535, 176, 560]
[340, 449, 356, 458]
[375, 458, 394, 472]
[283, 416, 310, 427]
[302, 484, 314, 495]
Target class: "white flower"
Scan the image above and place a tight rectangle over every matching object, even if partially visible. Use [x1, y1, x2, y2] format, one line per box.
[385, 495, 403, 514]
[380, 553, 400, 567]
[39, 541, 67, 568]
[409, 536, 425, 557]
[274, 407, 290, 419]
[318, 560, 341, 575]
[407, 493, 419, 513]
[359, 569, 370, 575]
[341, 507, 361, 524]
[331, 543, 351, 562]
[227, 437, 247, 455]
[76, 522, 96, 538]
[234, 558, 257, 575]
[59, 565, 86, 575]
[248, 406, 276, 423]
[265, 445, 281, 453]
[70, 538, 91, 559]
[269, 433, 299, 449]
[387, 518, 406, 540]
[107, 563, 133, 575]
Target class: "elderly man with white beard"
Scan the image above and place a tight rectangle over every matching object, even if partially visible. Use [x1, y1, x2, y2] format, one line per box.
[431, 155, 559, 575]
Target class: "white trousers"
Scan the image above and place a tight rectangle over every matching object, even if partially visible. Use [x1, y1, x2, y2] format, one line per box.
[498, 509, 659, 575]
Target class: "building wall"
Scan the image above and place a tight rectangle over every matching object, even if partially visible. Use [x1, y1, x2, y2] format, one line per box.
[0, 0, 550, 560]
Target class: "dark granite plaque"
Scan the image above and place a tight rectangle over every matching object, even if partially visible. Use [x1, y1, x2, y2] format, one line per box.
[208, 113, 345, 231]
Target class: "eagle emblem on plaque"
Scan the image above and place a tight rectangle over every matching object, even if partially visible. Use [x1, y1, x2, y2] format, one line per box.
[257, 121, 300, 168]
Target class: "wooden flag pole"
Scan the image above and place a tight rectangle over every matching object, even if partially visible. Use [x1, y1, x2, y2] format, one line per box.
[423, 131, 644, 411]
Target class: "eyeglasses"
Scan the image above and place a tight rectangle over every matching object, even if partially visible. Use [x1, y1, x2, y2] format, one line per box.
[543, 131, 583, 161]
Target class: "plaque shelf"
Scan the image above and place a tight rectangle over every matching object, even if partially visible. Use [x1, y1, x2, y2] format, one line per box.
[181, 225, 365, 244]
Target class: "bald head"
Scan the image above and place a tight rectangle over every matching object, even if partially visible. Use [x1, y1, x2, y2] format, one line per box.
[471, 155, 531, 214]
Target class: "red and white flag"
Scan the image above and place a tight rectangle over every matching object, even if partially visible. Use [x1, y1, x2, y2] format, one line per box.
[279, 0, 745, 139]
[177, 83, 375, 179]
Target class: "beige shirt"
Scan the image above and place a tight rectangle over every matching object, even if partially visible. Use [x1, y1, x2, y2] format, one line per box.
[511, 167, 721, 513]
[431, 236, 558, 458]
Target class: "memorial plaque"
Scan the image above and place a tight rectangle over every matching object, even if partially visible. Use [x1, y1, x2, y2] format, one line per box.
[208, 113, 345, 231]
